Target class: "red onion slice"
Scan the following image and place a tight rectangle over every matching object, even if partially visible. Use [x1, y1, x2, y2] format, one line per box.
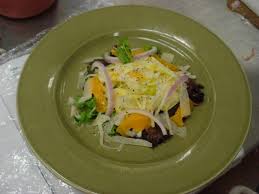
[133, 46, 157, 60]
[91, 61, 114, 116]
[155, 75, 188, 115]
[104, 52, 120, 64]
[103, 47, 157, 64]
[126, 109, 167, 135]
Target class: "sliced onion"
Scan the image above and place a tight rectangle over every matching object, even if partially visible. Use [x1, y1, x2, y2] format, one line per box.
[131, 47, 141, 51]
[98, 123, 123, 151]
[83, 57, 103, 64]
[133, 46, 157, 60]
[103, 47, 157, 64]
[102, 120, 114, 134]
[161, 52, 175, 63]
[91, 61, 114, 116]
[105, 135, 152, 147]
[179, 83, 191, 117]
[70, 105, 77, 117]
[83, 79, 92, 99]
[126, 109, 167, 135]
[169, 120, 187, 138]
[185, 72, 196, 79]
[178, 65, 196, 79]
[68, 97, 75, 105]
[163, 111, 187, 138]
[104, 52, 120, 64]
[112, 112, 126, 126]
[85, 73, 96, 80]
[164, 111, 172, 131]
[78, 96, 90, 103]
[165, 75, 188, 101]
[179, 64, 190, 72]
[97, 124, 104, 145]
[93, 114, 123, 151]
[77, 72, 84, 89]
[155, 75, 188, 115]
[91, 113, 110, 127]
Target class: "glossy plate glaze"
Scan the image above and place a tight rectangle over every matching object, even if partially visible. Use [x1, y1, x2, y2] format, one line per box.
[17, 6, 251, 194]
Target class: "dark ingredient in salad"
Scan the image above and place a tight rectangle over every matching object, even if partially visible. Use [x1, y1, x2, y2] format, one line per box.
[168, 103, 180, 117]
[186, 79, 204, 104]
[142, 125, 171, 147]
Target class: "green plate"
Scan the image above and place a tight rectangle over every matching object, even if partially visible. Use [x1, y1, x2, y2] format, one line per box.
[17, 5, 251, 194]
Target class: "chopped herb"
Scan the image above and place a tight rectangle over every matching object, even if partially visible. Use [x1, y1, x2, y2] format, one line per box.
[74, 96, 96, 110]
[74, 111, 89, 124]
[116, 38, 133, 64]
[143, 45, 152, 51]
[73, 96, 98, 124]
[108, 125, 117, 136]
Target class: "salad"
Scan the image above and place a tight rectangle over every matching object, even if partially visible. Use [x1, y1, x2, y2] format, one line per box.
[69, 38, 204, 149]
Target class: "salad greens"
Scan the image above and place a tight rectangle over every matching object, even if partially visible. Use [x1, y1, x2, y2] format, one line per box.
[116, 38, 133, 64]
[73, 96, 98, 124]
[69, 38, 205, 149]
[108, 125, 117, 136]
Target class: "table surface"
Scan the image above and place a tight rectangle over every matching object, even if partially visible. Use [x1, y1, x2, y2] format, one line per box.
[0, 0, 258, 194]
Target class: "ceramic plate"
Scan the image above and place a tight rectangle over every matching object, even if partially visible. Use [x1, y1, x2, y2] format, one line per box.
[17, 6, 251, 194]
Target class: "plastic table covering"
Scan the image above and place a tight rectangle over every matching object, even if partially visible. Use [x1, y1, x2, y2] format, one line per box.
[0, 0, 258, 193]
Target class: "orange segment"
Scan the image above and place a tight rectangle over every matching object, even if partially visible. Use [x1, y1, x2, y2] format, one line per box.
[153, 54, 178, 72]
[117, 113, 151, 136]
[171, 107, 184, 127]
[89, 76, 107, 113]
